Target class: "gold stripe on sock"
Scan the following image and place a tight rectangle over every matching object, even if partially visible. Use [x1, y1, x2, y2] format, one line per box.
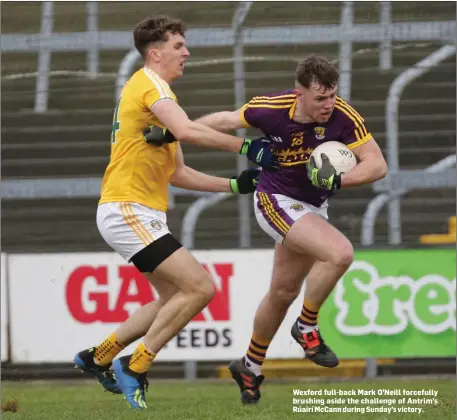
[249, 342, 268, 354]
[252, 333, 272, 348]
[247, 349, 265, 363]
[301, 307, 318, 320]
[299, 314, 317, 325]
[300, 298, 320, 325]
[246, 333, 271, 365]
[300, 305, 318, 322]
[302, 307, 318, 317]
[303, 297, 320, 313]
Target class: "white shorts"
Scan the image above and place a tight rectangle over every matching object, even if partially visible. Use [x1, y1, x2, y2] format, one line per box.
[97, 202, 171, 262]
[254, 191, 329, 244]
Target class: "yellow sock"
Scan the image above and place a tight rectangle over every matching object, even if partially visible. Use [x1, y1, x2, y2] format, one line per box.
[93, 333, 125, 366]
[128, 342, 156, 375]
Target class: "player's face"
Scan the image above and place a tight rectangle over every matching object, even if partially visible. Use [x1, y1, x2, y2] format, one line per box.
[296, 83, 338, 124]
[148, 32, 190, 80]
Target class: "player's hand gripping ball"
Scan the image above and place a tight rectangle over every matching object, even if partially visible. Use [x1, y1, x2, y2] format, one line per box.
[307, 141, 356, 191]
[310, 141, 357, 175]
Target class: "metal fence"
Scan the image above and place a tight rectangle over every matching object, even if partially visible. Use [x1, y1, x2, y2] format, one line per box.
[2, 1, 456, 250]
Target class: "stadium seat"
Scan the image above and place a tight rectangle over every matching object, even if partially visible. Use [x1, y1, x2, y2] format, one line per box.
[419, 216, 456, 244]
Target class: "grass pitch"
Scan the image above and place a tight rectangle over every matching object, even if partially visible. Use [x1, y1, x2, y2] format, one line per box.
[1, 377, 455, 420]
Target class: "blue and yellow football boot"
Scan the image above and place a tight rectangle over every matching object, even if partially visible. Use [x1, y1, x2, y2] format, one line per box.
[74, 347, 121, 394]
[113, 355, 149, 409]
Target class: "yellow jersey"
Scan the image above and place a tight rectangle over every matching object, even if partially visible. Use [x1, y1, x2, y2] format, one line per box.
[99, 67, 178, 212]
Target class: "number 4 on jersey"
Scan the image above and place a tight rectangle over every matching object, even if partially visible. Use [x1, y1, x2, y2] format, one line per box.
[111, 97, 121, 144]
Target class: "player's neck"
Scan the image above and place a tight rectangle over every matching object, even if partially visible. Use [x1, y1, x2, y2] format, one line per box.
[144, 63, 173, 84]
[292, 100, 314, 124]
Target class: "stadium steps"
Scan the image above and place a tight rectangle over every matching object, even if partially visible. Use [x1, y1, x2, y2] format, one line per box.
[1, 109, 113, 130]
[1, 187, 454, 252]
[3, 2, 455, 34]
[216, 359, 396, 379]
[1, 3, 456, 251]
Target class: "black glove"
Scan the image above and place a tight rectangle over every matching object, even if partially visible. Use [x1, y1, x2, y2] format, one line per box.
[229, 168, 261, 194]
[306, 153, 341, 191]
[239, 137, 280, 171]
[143, 125, 176, 146]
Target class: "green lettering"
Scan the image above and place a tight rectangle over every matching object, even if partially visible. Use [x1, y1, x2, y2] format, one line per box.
[340, 269, 371, 327]
[415, 283, 450, 325]
[374, 284, 410, 326]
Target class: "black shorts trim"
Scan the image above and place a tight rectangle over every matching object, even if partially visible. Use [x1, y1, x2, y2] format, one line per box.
[130, 233, 182, 273]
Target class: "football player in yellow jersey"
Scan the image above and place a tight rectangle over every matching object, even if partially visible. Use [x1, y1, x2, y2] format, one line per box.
[74, 15, 279, 409]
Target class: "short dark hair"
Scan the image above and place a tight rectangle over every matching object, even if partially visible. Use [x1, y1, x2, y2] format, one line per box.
[133, 15, 186, 58]
[295, 55, 339, 90]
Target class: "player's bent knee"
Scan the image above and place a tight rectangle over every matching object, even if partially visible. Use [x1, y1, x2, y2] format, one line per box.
[130, 233, 183, 273]
[331, 241, 354, 268]
[194, 275, 216, 303]
[270, 287, 301, 308]
[201, 283, 216, 304]
[182, 267, 216, 303]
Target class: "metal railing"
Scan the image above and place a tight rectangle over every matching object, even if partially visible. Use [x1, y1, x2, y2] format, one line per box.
[0, 178, 214, 210]
[233, 1, 253, 248]
[34, 1, 54, 113]
[383, 45, 456, 245]
[361, 154, 457, 247]
[360, 44, 457, 377]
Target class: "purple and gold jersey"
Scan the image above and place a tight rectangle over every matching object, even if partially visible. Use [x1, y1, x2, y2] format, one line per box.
[241, 90, 372, 207]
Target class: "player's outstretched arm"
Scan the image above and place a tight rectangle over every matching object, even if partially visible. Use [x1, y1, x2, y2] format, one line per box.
[170, 145, 260, 194]
[340, 138, 387, 188]
[152, 100, 244, 151]
[160, 100, 244, 151]
[193, 108, 246, 132]
[151, 100, 279, 170]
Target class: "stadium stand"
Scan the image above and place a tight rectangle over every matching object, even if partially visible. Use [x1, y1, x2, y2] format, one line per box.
[2, 2, 455, 253]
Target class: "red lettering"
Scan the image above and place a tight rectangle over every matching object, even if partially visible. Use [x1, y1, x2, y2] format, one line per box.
[114, 266, 155, 319]
[66, 262, 233, 324]
[208, 263, 232, 321]
[66, 266, 113, 323]
[66, 265, 155, 323]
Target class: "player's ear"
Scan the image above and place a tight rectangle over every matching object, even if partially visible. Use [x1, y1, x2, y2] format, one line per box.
[147, 47, 161, 63]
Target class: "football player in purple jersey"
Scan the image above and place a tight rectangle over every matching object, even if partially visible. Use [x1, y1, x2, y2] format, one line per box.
[191, 55, 387, 404]
[145, 54, 387, 404]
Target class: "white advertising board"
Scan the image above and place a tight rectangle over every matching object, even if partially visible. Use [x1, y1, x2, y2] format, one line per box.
[9, 250, 305, 362]
[1, 253, 8, 361]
